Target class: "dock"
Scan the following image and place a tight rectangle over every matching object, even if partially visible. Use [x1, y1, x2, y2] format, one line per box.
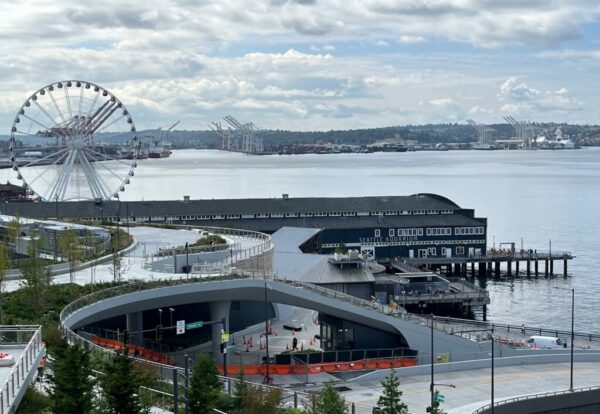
[393, 249, 574, 278]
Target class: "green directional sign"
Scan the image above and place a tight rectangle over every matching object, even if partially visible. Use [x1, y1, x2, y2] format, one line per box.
[186, 321, 204, 330]
[435, 393, 445, 403]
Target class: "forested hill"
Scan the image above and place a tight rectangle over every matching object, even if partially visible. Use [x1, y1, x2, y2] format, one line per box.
[163, 122, 600, 148]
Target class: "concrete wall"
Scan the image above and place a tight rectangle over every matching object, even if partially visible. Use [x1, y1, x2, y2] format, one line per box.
[477, 388, 600, 414]
[350, 351, 600, 383]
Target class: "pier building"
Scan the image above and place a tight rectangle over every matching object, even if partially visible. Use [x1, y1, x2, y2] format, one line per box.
[7, 193, 487, 261]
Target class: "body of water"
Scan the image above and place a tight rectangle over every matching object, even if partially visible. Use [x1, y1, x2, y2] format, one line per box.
[3, 148, 598, 332]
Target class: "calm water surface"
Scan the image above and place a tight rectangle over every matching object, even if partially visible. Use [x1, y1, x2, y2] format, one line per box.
[3, 148, 599, 331]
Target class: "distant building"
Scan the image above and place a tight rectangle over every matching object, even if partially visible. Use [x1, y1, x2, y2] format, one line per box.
[0, 182, 27, 202]
[0, 215, 110, 257]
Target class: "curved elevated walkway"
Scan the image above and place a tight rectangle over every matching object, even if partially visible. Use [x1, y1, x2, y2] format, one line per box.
[63, 276, 484, 356]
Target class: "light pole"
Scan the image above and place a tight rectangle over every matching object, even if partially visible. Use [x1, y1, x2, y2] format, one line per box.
[158, 308, 163, 327]
[55, 194, 59, 220]
[169, 308, 175, 328]
[185, 242, 190, 279]
[549, 238, 552, 257]
[570, 288, 574, 391]
[430, 313, 434, 410]
[491, 328, 495, 413]
[264, 280, 270, 384]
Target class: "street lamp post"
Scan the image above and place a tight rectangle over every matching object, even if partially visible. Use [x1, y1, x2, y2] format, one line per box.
[158, 308, 163, 327]
[185, 242, 190, 279]
[570, 288, 575, 391]
[430, 313, 434, 410]
[264, 280, 270, 384]
[169, 308, 174, 328]
[491, 328, 495, 414]
[55, 194, 59, 220]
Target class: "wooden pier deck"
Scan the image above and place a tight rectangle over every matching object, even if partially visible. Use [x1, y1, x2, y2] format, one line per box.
[393, 249, 574, 278]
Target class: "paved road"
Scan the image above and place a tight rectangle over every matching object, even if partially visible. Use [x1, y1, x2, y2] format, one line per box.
[341, 362, 600, 413]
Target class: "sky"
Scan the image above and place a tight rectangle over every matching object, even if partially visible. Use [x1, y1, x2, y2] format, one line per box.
[1, 0, 600, 131]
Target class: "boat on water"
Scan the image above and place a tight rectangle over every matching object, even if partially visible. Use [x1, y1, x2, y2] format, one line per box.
[148, 142, 172, 158]
[471, 142, 496, 150]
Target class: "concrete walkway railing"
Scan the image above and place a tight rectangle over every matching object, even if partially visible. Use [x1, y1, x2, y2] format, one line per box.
[0, 325, 44, 414]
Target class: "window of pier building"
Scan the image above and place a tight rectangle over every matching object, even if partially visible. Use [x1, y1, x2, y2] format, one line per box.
[374, 229, 381, 238]
[454, 226, 485, 236]
[389, 229, 395, 237]
[456, 246, 465, 255]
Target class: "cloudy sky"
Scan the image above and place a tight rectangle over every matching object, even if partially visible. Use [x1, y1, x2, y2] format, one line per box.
[1, 0, 600, 131]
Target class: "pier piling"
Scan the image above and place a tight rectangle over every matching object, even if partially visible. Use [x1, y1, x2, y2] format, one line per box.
[544, 260, 549, 277]
[535, 260, 539, 277]
[526, 260, 531, 277]
[563, 260, 568, 277]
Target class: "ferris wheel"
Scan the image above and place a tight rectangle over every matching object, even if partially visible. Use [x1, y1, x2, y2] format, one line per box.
[9, 80, 139, 201]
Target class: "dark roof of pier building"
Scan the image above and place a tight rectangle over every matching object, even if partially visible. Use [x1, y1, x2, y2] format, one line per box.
[8, 193, 465, 219]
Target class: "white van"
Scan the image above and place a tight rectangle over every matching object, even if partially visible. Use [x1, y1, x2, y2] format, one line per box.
[527, 336, 563, 349]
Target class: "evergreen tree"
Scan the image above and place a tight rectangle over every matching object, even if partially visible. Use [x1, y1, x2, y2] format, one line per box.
[188, 354, 222, 414]
[48, 340, 95, 414]
[375, 370, 408, 414]
[310, 382, 347, 414]
[232, 370, 249, 411]
[99, 348, 149, 414]
[426, 391, 445, 414]
[0, 243, 9, 324]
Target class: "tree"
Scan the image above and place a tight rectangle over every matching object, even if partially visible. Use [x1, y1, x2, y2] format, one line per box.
[310, 382, 347, 414]
[6, 215, 21, 250]
[375, 370, 408, 414]
[99, 348, 149, 414]
[242, 384, 282, 414]
[109, 248, 124, 282]
[232, 370, 249, 411]
[20, 229, 52, 319]
[0, 243, 9, 324]
[426, 390, 445, 414]
[334, 243, 348, 254]
[188, 354, 222, 414]
[58, 229, 83, 284]
[48, 340, 95, 414]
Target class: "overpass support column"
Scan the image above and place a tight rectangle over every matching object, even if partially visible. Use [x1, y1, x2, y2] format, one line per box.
[126, 312, 144, 346]
[210, 301, 231, 364]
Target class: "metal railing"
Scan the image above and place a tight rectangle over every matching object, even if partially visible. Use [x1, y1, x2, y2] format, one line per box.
[431, 315, 600, 343]
[473, 385, 600, 414]
[0, 325, 43, 414]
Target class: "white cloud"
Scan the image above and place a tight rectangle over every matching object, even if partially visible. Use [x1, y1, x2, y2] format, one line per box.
[0, 1, 598, 129]
[499, 77, 583, 113]
[398, 35, 426, 44]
